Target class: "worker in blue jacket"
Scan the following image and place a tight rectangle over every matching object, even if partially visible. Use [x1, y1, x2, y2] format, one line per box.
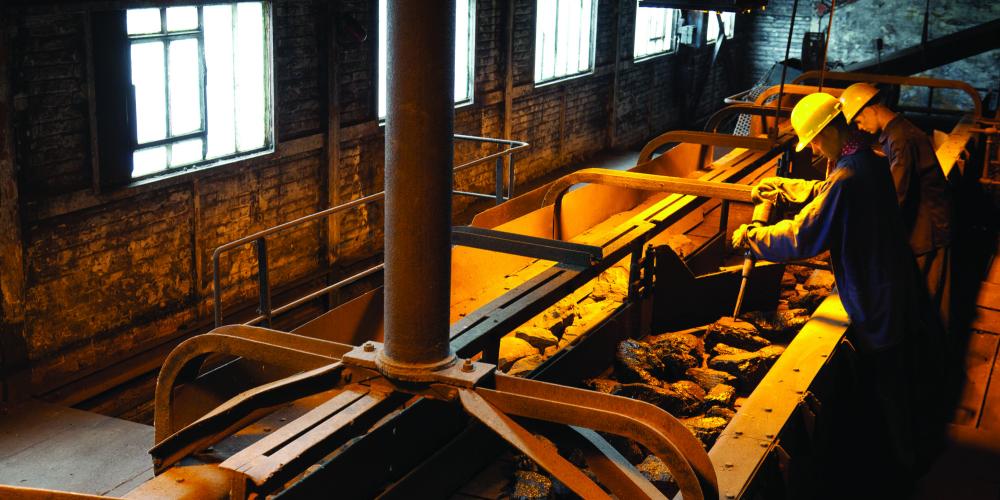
[732, 92, 945, 492]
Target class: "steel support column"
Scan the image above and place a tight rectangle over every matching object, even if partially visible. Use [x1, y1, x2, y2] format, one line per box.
[379, 0, 457, 379]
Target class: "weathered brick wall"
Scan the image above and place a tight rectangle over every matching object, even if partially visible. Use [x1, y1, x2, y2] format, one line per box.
[0, 0, 749, 400]
[744, 0, 999, 108]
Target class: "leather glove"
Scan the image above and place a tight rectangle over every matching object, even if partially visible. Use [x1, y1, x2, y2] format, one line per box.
[751, 177, 785, 203]
[731, 222, 760, 249]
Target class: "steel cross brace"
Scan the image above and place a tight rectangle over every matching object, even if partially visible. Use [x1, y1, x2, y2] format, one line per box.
[339, 341, 719, 500]
[150, 324, 719, 497]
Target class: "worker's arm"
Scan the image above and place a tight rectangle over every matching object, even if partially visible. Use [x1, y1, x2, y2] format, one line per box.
[885, 137, 913, 207]
[745, 174, 843, 262]
[753, 176, 822, 207]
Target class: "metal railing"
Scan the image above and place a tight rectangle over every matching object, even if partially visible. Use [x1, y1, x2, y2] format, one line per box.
[452, 134, 528, 204]
[212, 135, 528, 327]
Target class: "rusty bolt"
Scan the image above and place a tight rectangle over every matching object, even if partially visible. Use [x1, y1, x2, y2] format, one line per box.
[726, 493, 736, 499]
[792, 367, 800, 372]
[765, 433, 775, 439]
[462, 359, 475, 372]
[734, 431, 743, 436]
[363, 342, 375, 352]
[764, 407, 773, 412]
[724, 462, 733, 468]
[760, 443, 768, 448]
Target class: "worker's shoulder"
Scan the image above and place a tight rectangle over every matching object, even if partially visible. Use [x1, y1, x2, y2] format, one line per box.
[884, 114, 929, 143]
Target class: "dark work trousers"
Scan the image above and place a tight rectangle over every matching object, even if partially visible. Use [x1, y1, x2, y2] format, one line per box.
[916, 246, 951, 336]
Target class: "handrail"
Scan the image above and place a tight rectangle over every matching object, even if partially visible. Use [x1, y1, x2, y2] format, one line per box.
[212, 135, 528, 328]
[791, 71, 983, 118]
[542, 168, 754, 239]
[453, 134, 529, 205]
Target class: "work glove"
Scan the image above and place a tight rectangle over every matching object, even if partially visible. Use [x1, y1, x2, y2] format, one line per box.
[731, 222, 760, 250]
[751, 177, 786, 203]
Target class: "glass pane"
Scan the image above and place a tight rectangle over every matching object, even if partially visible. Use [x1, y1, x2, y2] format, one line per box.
[455, 0, 472, 102]
[378, 0, 387, 118]
[204, 4, 237, 158]
[127, 8, 161, 35]
[235, 2, 265, 151]
[168, 38, 202, 135]
[170, 138, 204, 166]
[707, 12, 720, 42]
[131, 41, 167, 144]
[133, 146, 167, 177]
[578, 0, 593, 73]
[166, 6, 199, 31]
[535, 0, 556, 81]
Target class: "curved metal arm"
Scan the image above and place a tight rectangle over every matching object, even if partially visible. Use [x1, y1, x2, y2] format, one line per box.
[154, 325, 353, 443]
[467, 374, 719, 500]
[792, 71, 983, 118]
[638, 130, 777, 164]
[704, 103, 792, 135]
[541, 168, 753, 239]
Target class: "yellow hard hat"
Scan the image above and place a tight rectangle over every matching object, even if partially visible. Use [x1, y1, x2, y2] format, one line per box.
[790, 93, 843, 152]
[839, 82, 879, 123]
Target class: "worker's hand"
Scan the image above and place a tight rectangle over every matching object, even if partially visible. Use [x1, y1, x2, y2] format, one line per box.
[751, 177, 785, 203]
[731, 223, 760, 249]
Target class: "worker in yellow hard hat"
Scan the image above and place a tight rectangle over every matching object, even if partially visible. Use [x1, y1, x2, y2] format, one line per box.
[732, 92, 948, 492]
[841, 82, 953, 331]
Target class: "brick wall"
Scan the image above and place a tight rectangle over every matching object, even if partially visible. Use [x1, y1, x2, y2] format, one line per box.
[0, 0, 749, 401]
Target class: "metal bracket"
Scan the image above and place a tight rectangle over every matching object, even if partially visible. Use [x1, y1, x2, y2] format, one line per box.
[451, 225, 603, 267]
[798, 390, 821, 441]
[341, 341, 495, 390]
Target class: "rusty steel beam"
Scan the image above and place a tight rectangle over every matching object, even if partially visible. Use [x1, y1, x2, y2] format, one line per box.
[152, 325, 351, 443]
[709, 294, 850, 498]
[458, 389, 612, 500]
[483, 374, 718, 500]
[379, 0, 457, 379]
[542, 168, 754, 239]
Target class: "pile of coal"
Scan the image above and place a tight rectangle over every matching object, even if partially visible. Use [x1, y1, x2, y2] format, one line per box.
[586, 262, 829, 450]
[498, 265, 630, 377]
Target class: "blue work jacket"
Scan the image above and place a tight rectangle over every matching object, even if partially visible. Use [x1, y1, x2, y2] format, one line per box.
[746, 149, 920, 353]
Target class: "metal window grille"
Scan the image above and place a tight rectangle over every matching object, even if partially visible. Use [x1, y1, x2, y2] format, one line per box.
[634, 3, 677, 59]
[126, 2, 272, 178]
[534, 0, 598, 84]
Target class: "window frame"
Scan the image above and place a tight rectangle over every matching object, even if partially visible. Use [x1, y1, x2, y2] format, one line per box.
[632, 3, 679, 62]
[376, 0, 477, 121]
[705, 10, 735, 44]
[93, 2, 276, 186]
[533, 0, 599, 86]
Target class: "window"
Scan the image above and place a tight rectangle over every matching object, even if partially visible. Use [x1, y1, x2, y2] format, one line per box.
[125, 3, 271, 178]
[705, 11, 735, 42]
[534, 0, 597, 84]
[634, 3, 677, 59]
[377, 0, 475, 119]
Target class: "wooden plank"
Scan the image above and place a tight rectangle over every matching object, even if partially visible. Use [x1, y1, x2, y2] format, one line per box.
[979, 342, 1000, 430]
[986, 260, 1000, 286]
[913, 425, 1000, 499]
[972, 307, 1000, 334]
[952, 332, 1000, 426]
[977, 281, 1000, 311]
[0, 400, 153, 495]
